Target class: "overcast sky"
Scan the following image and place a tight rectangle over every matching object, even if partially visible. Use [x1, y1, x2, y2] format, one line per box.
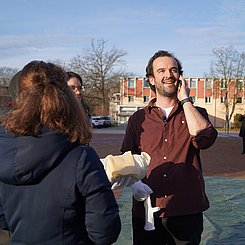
[1, 0, 245, 77]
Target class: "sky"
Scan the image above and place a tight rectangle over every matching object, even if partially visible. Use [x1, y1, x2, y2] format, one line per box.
[1, 0, 245, 77]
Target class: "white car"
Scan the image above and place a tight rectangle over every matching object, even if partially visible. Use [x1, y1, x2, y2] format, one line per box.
[91, 116, 104, 128]
[100, 116, 112, 127]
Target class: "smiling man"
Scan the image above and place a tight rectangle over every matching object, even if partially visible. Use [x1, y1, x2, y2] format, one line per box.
[121, 50, 218, 245]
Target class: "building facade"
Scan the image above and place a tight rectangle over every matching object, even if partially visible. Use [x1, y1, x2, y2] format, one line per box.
[110, 77, 245, 127]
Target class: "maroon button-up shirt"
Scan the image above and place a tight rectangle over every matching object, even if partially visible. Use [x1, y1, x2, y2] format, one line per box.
[121, 98, 218, 218]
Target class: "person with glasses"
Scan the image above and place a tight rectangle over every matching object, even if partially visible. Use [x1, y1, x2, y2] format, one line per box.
[67, 71, 85, 100]
[67, 71, 92, 131]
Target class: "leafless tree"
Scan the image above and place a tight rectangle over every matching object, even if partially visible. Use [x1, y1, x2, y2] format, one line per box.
[47, 59, 71, 71]
[0, 67, 18, 85]
[210, 46, 245, 132]
[69, 39, 127, 115]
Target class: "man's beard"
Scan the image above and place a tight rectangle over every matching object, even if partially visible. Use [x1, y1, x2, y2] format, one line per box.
[156, 83, 178, 98]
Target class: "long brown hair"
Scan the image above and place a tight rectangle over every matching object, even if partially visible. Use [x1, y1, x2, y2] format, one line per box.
[2, 61, 91, 144]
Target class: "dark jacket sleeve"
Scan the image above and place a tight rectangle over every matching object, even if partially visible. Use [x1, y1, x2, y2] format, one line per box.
[0, 192, 9, 230]
[77, 146, 121, 245]
[239, 115, 245, 137]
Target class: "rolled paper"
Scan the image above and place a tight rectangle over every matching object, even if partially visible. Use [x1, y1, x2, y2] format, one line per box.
[101, 151, 150, 182]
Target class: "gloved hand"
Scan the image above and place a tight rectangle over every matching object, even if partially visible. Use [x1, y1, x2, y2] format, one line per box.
[144, 196, 160, 231]
[131, 180, 153, 201]
[111, 176, 137, 190]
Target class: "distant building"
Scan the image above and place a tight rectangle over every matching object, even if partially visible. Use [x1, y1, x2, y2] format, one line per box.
[0, 84, 12, 117]
[109, 77, 245, 127]
[0, 84, 11, 106]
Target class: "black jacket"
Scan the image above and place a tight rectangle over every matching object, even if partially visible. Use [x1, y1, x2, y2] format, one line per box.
[239, 114, 245, 137]
[0, 126, 121, 244]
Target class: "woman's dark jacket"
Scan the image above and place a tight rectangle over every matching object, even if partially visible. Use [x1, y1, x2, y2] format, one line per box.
[239, 114, 245, 137]
[0, 126, 121, 244]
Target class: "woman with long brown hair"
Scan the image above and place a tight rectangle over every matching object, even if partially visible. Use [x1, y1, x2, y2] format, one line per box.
[0, 60, 121, 244]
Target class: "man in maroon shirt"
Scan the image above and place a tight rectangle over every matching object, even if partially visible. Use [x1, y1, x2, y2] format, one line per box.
[121, 50, 218, 245]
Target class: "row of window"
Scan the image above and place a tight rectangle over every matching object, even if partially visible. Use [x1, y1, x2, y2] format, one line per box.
[128, 78, 149, 88]
[128, 95, 150, 103]
[127, 78, 245, 89]
[127, 95, 243, 104]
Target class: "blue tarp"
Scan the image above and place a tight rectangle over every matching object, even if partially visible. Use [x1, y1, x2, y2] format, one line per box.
[115, 176, 245, 245]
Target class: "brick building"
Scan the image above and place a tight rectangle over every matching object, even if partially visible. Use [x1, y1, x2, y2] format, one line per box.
[110, 77, 245, 127]
[0, 84, 12, 117]
[0, 84, 11, 107]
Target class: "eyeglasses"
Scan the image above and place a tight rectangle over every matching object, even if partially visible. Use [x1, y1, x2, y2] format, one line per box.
[69, 85, 85, 91]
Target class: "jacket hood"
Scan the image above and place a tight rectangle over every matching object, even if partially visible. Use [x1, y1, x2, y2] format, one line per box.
[0, 126, 77, 185]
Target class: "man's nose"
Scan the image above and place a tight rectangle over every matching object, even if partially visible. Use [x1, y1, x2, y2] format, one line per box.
[164, 70, 172, 78]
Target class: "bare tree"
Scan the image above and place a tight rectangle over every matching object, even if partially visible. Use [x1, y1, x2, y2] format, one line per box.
[69, 39, 127, 115]
[0, 67, 18, 85]
[210, 46, 245, 132]
[47, 59, 71, 71]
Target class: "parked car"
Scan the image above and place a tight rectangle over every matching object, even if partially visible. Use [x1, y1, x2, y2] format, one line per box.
[100, 116, 112, 127]
[91, 116, 104, 128]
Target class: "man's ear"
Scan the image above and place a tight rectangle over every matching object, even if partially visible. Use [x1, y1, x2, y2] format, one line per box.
[148, 76, 155, 86]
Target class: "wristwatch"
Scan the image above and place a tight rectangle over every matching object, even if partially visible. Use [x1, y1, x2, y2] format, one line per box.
[180, 97, 193, 106]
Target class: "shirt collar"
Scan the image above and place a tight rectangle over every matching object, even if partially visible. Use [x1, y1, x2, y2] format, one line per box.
[146, 98, 182, 115]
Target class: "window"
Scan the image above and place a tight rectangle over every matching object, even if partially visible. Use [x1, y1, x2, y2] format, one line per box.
[128, 96, 134, 102]
[190, 78, 197, 88]
[120, 106, 136, 112]
[220, 79, 226, 88]
[236, 97, 242, 103]
[205, 96, 211, 103]
[237, 79, 244, 90]
[128, 78, 134, 87]
[143, 78, 150, 87]
[220, 96, 226, 103]
[205, 79, 212, 88]
[143, 96, 149, 103]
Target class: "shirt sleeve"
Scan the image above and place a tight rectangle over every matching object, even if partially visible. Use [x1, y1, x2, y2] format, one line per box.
[121, 113, 141, 154]
[191, 107, 218, 149]
[76, 146, 121, 245]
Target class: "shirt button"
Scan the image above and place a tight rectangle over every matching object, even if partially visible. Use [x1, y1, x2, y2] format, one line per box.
[164, 139, 167, 142]
[163, 156, 167, 160]
[182, 120, 185, 124]
[164, 195, 168, 198]
[163, 174, 167, 178]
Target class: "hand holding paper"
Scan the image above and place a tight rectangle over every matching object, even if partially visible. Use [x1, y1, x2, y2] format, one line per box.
[131, 180, 153, 201]
[111, 176, 136, 190]
[100, 151, 150, 189]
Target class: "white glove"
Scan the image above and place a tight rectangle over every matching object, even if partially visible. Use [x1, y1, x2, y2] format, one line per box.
[144, 196, 160, 231]
[131, 180, 153, 201]
[111, 176, 137, 190]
